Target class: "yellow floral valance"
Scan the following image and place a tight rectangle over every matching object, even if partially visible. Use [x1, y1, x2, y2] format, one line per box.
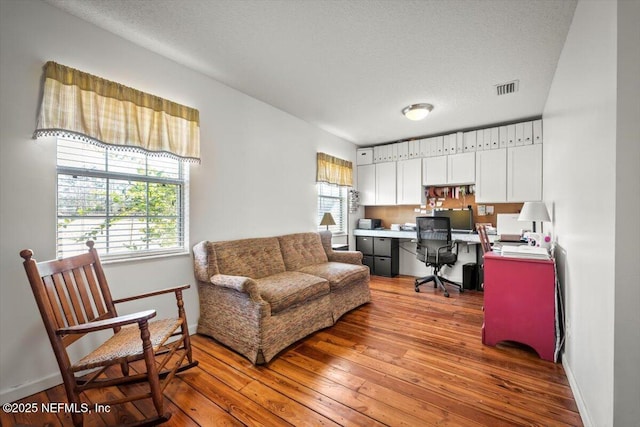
[316, 152, 353, 187]
[33, 61, 200, 163]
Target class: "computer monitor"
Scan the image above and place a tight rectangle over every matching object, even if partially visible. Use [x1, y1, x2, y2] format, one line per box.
[434, 208, 474, 232]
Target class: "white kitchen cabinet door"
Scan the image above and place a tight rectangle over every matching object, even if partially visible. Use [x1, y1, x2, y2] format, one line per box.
[357, 164, 376, 205]
[475, 148, 507, 202]
[397, 158, 422, 205]
[447, 152, 476, 184]
[422, 156, 448, 186]
[508, 144, 542, 202]
[375, 161, 397, 205]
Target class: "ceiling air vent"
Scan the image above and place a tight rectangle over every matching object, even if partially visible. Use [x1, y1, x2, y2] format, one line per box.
[495, 80, 519, 96]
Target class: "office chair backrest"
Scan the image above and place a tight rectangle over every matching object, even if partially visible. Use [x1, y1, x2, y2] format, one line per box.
[416, 216, 453, 261]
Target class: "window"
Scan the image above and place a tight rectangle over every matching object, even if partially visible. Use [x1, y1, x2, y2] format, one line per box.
[316, 182, 347, 234]
[57, 138, 188, 259]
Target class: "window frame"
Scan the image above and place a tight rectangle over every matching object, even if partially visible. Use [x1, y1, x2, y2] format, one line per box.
[56, 138, 189, 261]
[316, 182, 348, 235]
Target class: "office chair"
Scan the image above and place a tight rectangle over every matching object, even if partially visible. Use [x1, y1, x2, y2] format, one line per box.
[415, 216, 464, 297]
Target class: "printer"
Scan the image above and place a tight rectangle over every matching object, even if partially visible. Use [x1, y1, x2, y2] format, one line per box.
[358, 218, 382, 229]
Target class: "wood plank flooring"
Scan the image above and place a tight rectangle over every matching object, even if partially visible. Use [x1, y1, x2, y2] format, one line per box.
[2, 275, 582, 426]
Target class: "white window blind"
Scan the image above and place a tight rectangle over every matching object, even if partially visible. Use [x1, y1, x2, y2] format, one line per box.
[56, 138, 188, 259]
[317, 182, 347, 234]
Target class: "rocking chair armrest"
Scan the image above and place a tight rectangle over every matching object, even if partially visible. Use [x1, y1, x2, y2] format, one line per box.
[56, 310, 157, 335]
[112, 284, 191, 304]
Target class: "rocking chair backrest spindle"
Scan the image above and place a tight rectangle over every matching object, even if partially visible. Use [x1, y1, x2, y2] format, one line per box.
[21, 241, 118, 349]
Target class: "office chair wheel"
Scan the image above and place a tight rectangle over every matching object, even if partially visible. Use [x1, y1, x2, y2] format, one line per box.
[444, 292, 450, 298]
[415, 286, 420, 292]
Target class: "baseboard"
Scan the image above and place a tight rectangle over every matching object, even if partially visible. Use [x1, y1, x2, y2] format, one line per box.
[0, 323, 199, 404]
[0, 372, 62, 405]
[563, 354, 594, 427]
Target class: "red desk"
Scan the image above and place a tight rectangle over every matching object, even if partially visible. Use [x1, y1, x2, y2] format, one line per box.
[482, 252, 557, 362]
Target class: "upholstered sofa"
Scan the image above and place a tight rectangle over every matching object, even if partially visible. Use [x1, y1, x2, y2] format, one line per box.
[192, 231, 370, 364]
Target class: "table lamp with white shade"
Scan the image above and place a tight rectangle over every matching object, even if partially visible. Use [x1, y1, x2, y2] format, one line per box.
[518, 201, 550, 246]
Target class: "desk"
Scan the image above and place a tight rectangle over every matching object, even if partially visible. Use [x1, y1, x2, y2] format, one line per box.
[353, 229, 495, 284]
[482, 252, 558, 362]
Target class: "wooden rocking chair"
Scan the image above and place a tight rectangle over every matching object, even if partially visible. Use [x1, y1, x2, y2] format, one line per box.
[20, 241, 198, 426]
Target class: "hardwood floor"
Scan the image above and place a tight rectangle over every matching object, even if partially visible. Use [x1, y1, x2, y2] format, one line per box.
[2, 275, 582, 426]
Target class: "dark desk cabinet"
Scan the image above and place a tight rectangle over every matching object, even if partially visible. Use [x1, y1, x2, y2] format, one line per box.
[356, 235, 399, 277]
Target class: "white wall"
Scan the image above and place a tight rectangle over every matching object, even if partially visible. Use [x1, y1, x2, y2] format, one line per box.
[0, 0, 356, 403]
[613, 1, 640, 425]
[543, 1, 640, 425]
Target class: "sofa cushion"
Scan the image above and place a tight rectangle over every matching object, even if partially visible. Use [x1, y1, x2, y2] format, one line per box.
[255, 271, 330, 314]
[213, 237, 286, 279]
[298, 262, 369, 291]
[278, 233, 328, 271]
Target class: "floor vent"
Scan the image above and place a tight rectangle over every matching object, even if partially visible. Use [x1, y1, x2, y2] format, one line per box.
[495, 80, 519, 96]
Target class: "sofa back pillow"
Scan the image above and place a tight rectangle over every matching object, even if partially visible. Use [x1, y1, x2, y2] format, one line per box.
[278, 233, 329, 271]
[213, 237, 286, 279]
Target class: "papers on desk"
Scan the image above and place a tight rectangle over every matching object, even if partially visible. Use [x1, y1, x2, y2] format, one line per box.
[500, 245, 550, 260]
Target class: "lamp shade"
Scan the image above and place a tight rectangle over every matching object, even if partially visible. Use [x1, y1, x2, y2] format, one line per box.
[518, 202, 550, 222]
[320, 212, 336, 229]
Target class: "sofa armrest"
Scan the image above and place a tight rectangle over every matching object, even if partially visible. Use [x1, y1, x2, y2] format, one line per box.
[210, 274, 265, 303]
[328, 250, 363, 265]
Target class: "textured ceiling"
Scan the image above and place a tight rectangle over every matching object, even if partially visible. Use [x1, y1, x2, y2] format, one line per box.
[45, 0, 577, 146]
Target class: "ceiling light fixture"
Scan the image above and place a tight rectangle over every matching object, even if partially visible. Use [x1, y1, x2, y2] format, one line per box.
[402, 103, 434, 121]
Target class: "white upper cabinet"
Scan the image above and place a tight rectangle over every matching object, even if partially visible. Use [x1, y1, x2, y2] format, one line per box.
[422, 156, 448, 186]
[358, 119, 542, 203]
[397, 158, 422, 205]
[357, 164, 376, 205]
[375, 161, 397, 205]
[358, 162, 398, 206]
[447, 152, 476, 184]
[508, 144, 542, 202]
[475, 148, 507, 202]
